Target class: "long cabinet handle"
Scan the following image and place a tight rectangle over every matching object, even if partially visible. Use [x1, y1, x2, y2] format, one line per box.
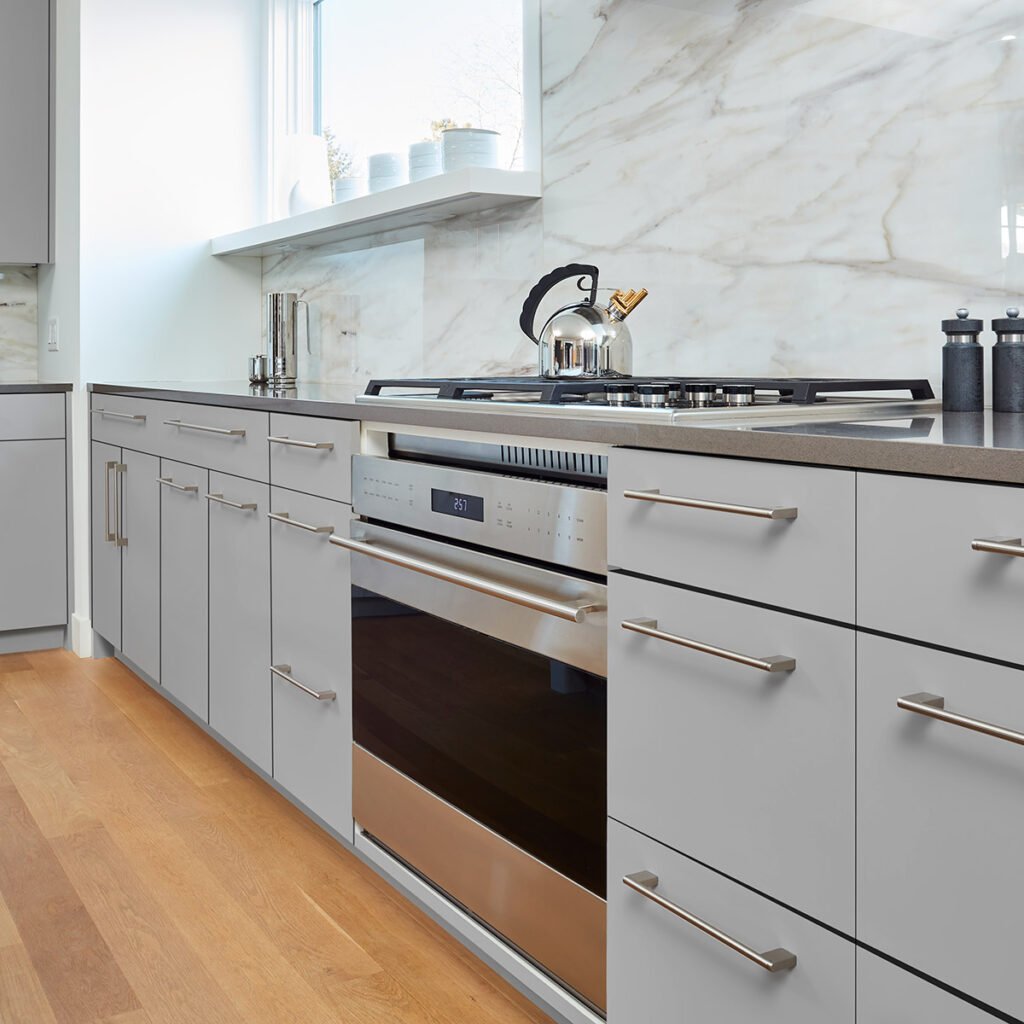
[329, 534, 604, 624]
[898, 692, 1024, 747]
[92, 408, 146, 422]
[206, 492, 257, 511]
[104, 460, 116, 542]
[623, 872, 797, 973]
[268, 511, 333, 534]
[271, 664, 336, 702]
[164, 418, 245, 437]
[158, 477, 198, 493]
[114, 463, 127, 547]
[971, 537, 1024, 558]
[621, 618, 796, 673]
[623, 488, 798, 521]
[267, 435, 334, 451]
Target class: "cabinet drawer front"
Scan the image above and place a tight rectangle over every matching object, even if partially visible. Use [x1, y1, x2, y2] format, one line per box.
[609, 451, 855, 621]
[269, 413, 357, 503]
[857, 951, 1003, 1024]
[208, 472, 271, 773]
[160, 459, 209, 721]
[859, 473, 1024, 663]
[0, 393, 64, 440]
[157, 402, 269, 482]
[858, 633, 1024, 1020]
[90, 394, 155, 449]
[610, 573, 855, 930]
[270, 487, 353, 839]
[608, 819, 854, 1024]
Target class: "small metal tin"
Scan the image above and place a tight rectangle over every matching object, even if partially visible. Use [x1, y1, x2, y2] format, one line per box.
[248, 354, 269, 385]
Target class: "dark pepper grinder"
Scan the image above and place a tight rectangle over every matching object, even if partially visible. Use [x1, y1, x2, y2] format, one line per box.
[941, 308, 984, 411]
[992, 307, 1024, 413]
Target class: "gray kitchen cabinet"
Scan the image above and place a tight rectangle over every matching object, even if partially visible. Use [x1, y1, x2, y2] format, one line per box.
[91, 440, 123, 648]
[0, 0, 51, 263]
[858, 472, 1024, 664]
[268, 413, 358, 504]
[607, 818, 854, 1024]
[160, 459, 209, 720]
[609, 571, 855, 932]
[858, 633, 1024, 1021]
[608, 450, 856, 622]
[157, 403, 270, 482]
[0, 393, 64, 439]
[857, 951, 1002, 1024]
[269, 487, 352, 839]
[119, 449, 160, 682]
[0, 439, 66, 631]
[208, 471, 271, 773]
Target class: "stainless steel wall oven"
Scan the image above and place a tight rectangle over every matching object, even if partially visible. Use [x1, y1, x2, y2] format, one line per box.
[335, 433, 609, 1011]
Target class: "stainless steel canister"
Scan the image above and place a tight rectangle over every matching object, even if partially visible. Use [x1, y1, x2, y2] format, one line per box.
[266, 292, 309, 385]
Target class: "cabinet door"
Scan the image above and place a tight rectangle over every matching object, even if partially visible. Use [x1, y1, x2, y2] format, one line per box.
[0, 439, 66, 631]
[270, 487, 352, 838]
[160, 459, 209, 719]
[857, 951, 1002, 1024]
[91, 441, 122, 648]
[120, 450, 160, 681]
[0, 0, 50, 263]
[209, 471, 271, 773]
[608, 819, 855, 1024]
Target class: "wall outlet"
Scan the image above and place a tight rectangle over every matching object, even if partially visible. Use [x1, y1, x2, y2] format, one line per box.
[47, 317, 59, 352]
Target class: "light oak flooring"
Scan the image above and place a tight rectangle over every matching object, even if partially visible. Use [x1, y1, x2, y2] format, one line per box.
[0, 649, 552, 1024]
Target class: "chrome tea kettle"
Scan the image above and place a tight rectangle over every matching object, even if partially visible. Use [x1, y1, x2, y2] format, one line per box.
[519, 263, 648, 378]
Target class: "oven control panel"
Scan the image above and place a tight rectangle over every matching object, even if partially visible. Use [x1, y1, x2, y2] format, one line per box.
[352, 455, 607, 575]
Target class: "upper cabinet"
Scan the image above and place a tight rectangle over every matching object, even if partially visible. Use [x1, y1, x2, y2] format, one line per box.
[0, 0, 52, 264]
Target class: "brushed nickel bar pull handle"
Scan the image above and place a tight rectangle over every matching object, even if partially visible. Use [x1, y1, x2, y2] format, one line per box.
[206, 492, 257, 511]
[164, 418, 246, 437]
[267, 435, 334, 450]
[898, 692, 1024, 747]
[623, 488, 798, 521]
[268, 511, 333, 534]
[271, 664, 336, 702]
[623, 872, 797, 973]
[329, 534, 604, 624]
[158, 477, 198, 493]
[104, 460, 116, 542]
[114, 463, 127, 547]
[971, 537, 1024, 558]
[621, 618, 796, 673]
[92, 408, 146, 422]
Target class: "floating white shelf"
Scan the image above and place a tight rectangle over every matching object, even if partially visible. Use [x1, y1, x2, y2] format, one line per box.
[211, 168, 542, 257]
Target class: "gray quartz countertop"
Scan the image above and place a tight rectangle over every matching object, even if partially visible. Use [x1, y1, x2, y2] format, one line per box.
[89, 381, 1024, 485]
[0, 381, 72, 394]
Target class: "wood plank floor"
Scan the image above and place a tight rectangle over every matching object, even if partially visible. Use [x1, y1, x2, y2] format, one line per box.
[0, 650, 552, 1024]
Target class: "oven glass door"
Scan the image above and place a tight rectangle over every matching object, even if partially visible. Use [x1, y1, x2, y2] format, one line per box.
[350, 522, 607, 898]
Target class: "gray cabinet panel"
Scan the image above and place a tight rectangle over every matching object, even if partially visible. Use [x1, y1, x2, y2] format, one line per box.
[90, 395, 156, 452]
[857, 951, 1000, 1024]
[270, 487, 352, 838]
[268, 414, 358, 502]
[160, 459, 209, 720]
[858, 473, 1024, 664]
[609, 450, 855, 621]
[209, 471, 271, 773]
[120, 450, 160, 681]
[0, 0, 50, 263]
[608, 819, 854, 1024]
[0, 439, 66, 630]
[157, 403, 270, 482]
[858, 633, 1024, 1020]
[609, 572, 855, 931]
[0, 394, 64, 440]
[91, 441, 121, 648]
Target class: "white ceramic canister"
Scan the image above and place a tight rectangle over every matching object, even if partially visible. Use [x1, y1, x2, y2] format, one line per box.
[441, 128, 500, 172]
[332, 176, 366, 203]
[367, 152, 408, 193]
[408, 140, 442, 182]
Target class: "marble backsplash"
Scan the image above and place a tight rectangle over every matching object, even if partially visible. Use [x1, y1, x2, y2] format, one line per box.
[264, 0, 1024, 390]
[0, 267, 38, 381]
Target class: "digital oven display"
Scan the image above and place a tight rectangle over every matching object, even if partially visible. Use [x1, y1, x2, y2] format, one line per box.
[430, 488, 484, 522]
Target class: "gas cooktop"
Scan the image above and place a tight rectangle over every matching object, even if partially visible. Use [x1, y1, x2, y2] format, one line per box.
[359, 376, 935, 420]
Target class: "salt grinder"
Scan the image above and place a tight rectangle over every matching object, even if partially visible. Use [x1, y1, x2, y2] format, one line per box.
[941, 308, 984, 412]
[992, 307, 1024, 413]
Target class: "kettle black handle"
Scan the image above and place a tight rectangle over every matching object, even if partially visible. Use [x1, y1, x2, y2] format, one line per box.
[519, 264, 600, 343]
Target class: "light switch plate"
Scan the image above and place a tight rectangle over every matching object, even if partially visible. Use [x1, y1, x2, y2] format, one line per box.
[47, 317, 58, 351]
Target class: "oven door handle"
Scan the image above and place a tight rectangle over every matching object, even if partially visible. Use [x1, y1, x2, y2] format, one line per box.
[329, 535, 604, 623]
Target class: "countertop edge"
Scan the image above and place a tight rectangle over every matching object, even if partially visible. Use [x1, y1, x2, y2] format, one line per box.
[1, 382, 73, 394]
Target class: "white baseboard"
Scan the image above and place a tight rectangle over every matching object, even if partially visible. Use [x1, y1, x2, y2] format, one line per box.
[353, 827, 605, 1024]
[71, 613, 93, 658]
